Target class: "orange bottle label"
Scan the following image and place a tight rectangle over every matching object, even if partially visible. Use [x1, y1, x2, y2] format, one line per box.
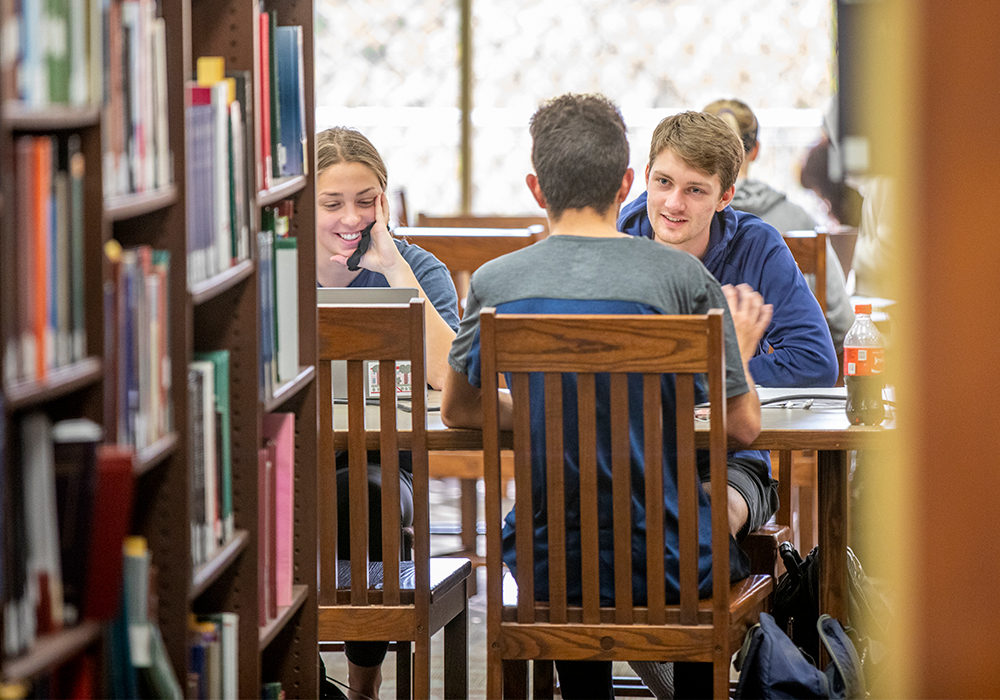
[844, 347, 884, 376]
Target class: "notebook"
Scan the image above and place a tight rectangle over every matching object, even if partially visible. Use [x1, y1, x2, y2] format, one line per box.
[318, 287, 420, 399]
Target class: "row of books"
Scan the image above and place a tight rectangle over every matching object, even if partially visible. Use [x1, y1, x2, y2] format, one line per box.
[188, 351, 234, 568]
[104, 0, 172, 197]
[188, 613, 239, 700]
[104, 242, 173, 452]
[259, 413, 295, 626]
[2, 415, 134, 657]
[258, 202, 299, 402]
[1, 0, 99, 107]
[3, 134, 87, 387]
[257, 16, 308, 189]
[185, 59, 253, 288]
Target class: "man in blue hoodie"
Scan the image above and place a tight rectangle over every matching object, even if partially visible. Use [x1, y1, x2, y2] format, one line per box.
[619, 109, 839, 699]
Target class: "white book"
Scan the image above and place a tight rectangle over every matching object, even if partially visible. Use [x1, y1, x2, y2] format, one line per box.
[189, 360, 218, 558]
[211, 80, 232, 273]
[274, 237, 298, 383]
[151, 18, 170, 188]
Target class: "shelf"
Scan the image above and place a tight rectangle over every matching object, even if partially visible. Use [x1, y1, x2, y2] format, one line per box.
[190, 529, 250, 601]
[259, 584, 309, 651]
[4, 357, 103, 412]
[189, 259, 255, 306]
[258, 175, 307, 207]
[105, 185, 179, 221]
[264, 365, 316, 413]
[3, 102, 102, 130]
[0, 621, 102, 683]
[135, 432, 179, 477]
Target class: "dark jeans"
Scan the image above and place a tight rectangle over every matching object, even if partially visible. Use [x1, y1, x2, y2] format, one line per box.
[337, 463, 414, 668]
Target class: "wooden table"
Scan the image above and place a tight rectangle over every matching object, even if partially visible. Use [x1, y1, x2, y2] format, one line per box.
[331, 389, 894, 624]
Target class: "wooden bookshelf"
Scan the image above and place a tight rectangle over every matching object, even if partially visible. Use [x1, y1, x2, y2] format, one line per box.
[0, 0, 318, 690]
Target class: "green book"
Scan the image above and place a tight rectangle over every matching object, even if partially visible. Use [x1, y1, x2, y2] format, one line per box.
[192, 349, 233, 543]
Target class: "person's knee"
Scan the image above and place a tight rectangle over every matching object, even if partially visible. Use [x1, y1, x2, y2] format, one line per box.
[727, 485, 750, 538]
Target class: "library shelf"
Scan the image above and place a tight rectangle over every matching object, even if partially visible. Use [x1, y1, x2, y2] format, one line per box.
[258, 584, 309, 651]
[265, 365, 316, 413]
[0, 621, 102, 684]
[4, 357, 104, 412]
[258, 175, 307, 207]
[190, 529, 251, 600]
[135, 432, 180, 477]
[105, 185, 179, 221]
[2, 103, 102, 131]
[189, 259, 255, 306]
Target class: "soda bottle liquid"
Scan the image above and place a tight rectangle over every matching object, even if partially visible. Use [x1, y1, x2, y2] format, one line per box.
[844, 303, 886, 425]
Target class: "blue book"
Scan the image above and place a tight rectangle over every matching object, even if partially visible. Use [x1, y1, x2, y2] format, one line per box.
[274, 26, 304, 176]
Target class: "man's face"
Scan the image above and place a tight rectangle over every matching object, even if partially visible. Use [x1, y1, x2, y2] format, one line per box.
[644, 148, 733, 259]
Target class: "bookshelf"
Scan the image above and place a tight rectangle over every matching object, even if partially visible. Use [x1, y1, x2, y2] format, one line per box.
[0, 0, 318, 693]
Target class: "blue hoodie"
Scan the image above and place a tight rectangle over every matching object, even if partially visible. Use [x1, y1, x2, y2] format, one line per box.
[618, 192, 838, 389]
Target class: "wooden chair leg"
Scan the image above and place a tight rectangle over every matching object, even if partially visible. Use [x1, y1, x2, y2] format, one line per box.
[443, 591, 469, 699]
[533, 660, 554, 699]
[395, 642, 411, 700]
[503, 660, 528, 699]
[413, 634, 431, 700]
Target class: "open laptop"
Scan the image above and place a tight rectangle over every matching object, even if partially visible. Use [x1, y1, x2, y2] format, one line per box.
[318, 286, 420, 399]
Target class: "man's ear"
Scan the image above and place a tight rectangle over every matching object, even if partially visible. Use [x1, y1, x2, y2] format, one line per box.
[615, 168, 635, 205]
[748, 142, 761, 163]
[526, 173, 547, 209]
[644, 162, 651, 184]
[717, 184, 736, 211]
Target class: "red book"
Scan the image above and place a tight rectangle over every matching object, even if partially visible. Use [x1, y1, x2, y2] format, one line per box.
[33, 136, 52, 379]
[257, 11, 272, 190]
[82, 445, 135, 621]
[262, 413, 294, 607]
[265, 439, 278, 619]
[258, 446, 271, 625]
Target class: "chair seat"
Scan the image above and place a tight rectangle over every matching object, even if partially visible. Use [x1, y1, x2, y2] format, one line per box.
[336, 558, 472, 603]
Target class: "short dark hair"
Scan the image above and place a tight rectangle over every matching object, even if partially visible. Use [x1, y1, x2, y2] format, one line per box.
[648, 111, 744, 194]
[529, 93, 629, 219]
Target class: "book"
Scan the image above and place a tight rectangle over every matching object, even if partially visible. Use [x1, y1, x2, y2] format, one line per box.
[257, 10, 272, 190]
[188, 366, 206, 566]
[200, 612, 238, 699]
[264, 439, 278, 620]
[273, 236, 299, 383]
[68, 134, 86, 362]
[225, 69, 254, 263]
[268, 10, 282, 179]
[52, 417, 103, 625]
[274, 25, 304, 176]
[189, 360, 218, 559]
[193, 350, 233, 544]
[257, 446, 271, 625]
[262, 413, 294, 607]
[197, 56, 233, 275]
[83, 445, 135, 621]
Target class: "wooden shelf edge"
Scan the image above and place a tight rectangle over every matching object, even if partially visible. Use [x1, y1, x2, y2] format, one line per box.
[1, 620, 102, 683]
[258, 585, 309, 651]
[189, 259, 254, 306]
[264, 365, 316, 413]
[257, 175, 307, 207]
[4, 357, 103, 411]
[190, 530, 250, 600]
[105, 185, 179, 220]
[135, 432, 179, 476]
[3, 102, 101, 130]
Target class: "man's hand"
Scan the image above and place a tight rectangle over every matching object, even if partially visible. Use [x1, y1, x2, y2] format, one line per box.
[722, 283, 773, 365]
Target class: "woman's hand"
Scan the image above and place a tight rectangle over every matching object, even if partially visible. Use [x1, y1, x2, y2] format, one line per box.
[328, 192, 404, 275]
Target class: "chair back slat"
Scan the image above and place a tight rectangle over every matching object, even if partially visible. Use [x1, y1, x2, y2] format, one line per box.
[511, 371, 535, 624]
[707, 313, 731, 631]
[378, 360, 402, 604]
[576, 373, 601, 624]
[675, 373, 700, 624]
[642, 373, 666, 625]
[318, 358, 338, 605]
[609, 373, 634, 624]
[544, 373, 568, 623]
[783, 230, 828, 313]
[347, 359, 371, 604]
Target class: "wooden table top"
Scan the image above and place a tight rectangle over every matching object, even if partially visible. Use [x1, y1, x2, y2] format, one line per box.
[330, 387, 895, 452]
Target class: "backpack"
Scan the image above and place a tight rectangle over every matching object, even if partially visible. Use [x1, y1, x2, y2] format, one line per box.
[734, 612, 865, 700]
[772, 543, 892, 693]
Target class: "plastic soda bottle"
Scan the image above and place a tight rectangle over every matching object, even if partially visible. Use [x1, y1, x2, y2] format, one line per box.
[843, 304, 886, 425]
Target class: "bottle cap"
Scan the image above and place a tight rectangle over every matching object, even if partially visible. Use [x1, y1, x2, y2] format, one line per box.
[855, 304, 872, 315]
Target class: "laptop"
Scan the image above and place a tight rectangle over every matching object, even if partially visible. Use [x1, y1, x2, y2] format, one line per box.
[318, 287, 420, 400]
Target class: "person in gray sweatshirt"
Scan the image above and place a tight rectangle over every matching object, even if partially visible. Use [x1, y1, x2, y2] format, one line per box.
[704, 99, 854, 357]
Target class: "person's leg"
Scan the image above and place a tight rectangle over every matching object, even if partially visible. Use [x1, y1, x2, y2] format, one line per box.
[629, 659, 674, 698]
[345, 642, 389, 699]
[553, 660, 614, 700]
[699, 457, 778, 540]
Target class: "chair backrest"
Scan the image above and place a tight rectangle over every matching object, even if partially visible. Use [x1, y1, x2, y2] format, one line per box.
[317, 299, 429, 609]
[415, 213, 549, 240]
[394, 226, 540, 316]
[479, 308, 731, 630]
[783, 230, 828, 313]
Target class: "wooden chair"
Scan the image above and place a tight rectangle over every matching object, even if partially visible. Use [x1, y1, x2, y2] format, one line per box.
[415, 213, 549, 239]
[317, 299, 472, 699]
[783, 230, 828, 314]
[479, 309, 774, 699]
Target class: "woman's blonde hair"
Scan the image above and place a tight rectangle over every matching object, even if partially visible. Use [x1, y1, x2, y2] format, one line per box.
[703, 98, 759, 155]
[315, 127, 387, 189]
